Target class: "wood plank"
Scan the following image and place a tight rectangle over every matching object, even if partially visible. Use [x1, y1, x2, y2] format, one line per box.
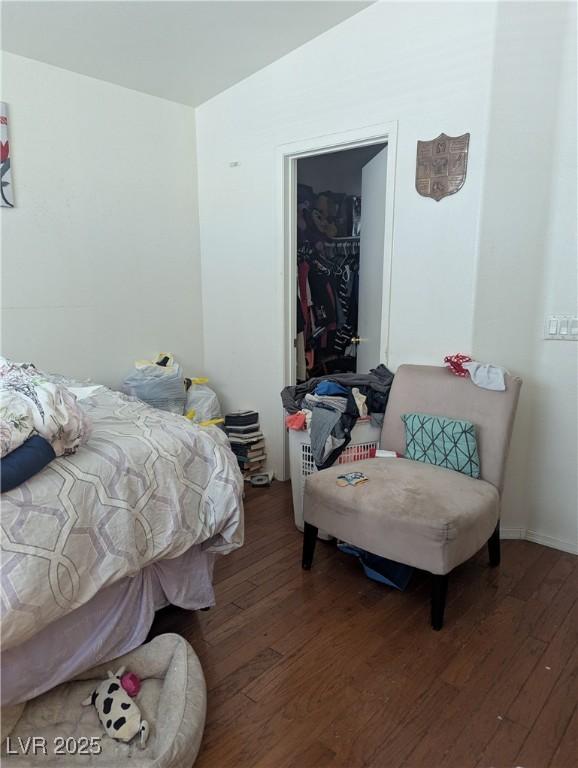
[210, 536, 302, 592]
[508, 600, 578, 729]
[532, 557, 578, 644]
[515, 645, 578, 767]
[282, 740, 340, 768]
[549, 704, 578, 768]
[401, 596, 530, 767]
[475, 717, 530, 768]
[510, 544, 563, 601]
[214, 530, 299, 581]
[320, 570, 512, 765]
[208, 646, 282, 708]
[199, 561, 360, 687]
[441, 595, 526, 689]
[365, 681, 459, 768]
[439, 634, 545, 768]
[198, 691, 257, 756]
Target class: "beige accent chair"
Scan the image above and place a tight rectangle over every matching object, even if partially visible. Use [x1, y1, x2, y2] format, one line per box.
[302, 364, 522, 629]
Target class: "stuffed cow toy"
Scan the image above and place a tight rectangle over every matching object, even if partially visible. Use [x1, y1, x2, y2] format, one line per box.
[82, 666, 150, 747]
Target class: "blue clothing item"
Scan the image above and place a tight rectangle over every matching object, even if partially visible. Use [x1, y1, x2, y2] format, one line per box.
[314, 380, 350, 397]
[1, 435, 55, 492]
[338, 543, 413, 591]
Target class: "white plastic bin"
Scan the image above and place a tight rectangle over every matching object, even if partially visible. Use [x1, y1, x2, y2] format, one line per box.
[288, 417, 382, 539]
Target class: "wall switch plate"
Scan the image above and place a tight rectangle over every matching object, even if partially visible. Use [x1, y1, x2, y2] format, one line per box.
[544, 314, 578, 340]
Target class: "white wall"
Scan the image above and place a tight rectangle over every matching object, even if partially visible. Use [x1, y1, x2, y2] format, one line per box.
[196, 1, 497, 478]
[474, 1, 578, 552]
[1, 53, 203, 387]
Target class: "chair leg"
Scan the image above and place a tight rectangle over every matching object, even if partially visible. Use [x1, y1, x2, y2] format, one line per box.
[431, 574, 449, 630]
[488, 522, 501, 567]
[302, 522, 318, 570]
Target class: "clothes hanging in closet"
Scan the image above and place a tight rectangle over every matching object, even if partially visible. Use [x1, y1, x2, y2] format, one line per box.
[296, 238, 360, 377]
[296, 183, 362, 380]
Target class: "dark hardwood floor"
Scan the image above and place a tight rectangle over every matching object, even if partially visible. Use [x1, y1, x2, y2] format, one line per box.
[149, 480, 578, 768]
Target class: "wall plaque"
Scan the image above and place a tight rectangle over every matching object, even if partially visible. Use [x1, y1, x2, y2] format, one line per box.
[416, 133, 470, 201]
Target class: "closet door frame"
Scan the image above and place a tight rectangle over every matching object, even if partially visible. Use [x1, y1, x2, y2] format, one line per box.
[277, 121, 398, 479]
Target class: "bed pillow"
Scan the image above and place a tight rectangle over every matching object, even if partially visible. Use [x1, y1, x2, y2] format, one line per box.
[402, 412, 480, 478]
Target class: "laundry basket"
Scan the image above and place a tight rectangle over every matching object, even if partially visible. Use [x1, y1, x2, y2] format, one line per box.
[288, 418, 381, 539]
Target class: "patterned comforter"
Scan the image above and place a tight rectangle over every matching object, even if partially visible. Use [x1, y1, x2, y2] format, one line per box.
[0, 388, 244, 651]
[0, 358, 91, 458]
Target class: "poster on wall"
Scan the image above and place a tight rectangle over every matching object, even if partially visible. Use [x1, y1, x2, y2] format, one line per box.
[416, 132, 470, 202]
[1, 102, 14, 208]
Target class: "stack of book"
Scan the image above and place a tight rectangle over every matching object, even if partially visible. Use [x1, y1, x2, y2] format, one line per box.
[224, 411, 266, 478]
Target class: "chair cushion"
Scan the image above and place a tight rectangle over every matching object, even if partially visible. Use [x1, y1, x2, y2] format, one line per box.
[402, 412, 480, 478]
[304, 458, 499, 575]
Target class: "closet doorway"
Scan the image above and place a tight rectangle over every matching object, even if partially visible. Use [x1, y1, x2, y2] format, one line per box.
[294, 142, 389, 383]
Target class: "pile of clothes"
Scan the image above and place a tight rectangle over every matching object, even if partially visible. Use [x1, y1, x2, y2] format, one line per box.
[282, 364, 394, 469]
[0, 358, 91, 491]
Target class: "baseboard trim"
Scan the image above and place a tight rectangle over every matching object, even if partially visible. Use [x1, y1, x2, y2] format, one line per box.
[525, 529, 578, 555]
[500, 527, 526, 540]
[500, 526, 577, 555]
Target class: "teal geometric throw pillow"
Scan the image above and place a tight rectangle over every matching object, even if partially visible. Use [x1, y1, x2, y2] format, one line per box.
[402, 413, 480, 479]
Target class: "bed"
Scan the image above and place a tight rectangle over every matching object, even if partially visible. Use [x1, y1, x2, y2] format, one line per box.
[1, 384, 244, 706]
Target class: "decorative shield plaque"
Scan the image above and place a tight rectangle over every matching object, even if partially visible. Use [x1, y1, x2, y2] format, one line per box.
[416, 132, 470, 201]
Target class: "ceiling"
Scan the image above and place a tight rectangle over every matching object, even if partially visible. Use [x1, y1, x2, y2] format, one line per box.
[1, 1, 372, 107]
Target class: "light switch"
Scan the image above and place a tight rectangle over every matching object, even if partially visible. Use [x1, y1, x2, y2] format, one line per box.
[544, 314, 578, 340]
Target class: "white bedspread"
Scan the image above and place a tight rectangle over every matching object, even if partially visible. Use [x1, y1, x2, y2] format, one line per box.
[0, 388, 244, 651]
